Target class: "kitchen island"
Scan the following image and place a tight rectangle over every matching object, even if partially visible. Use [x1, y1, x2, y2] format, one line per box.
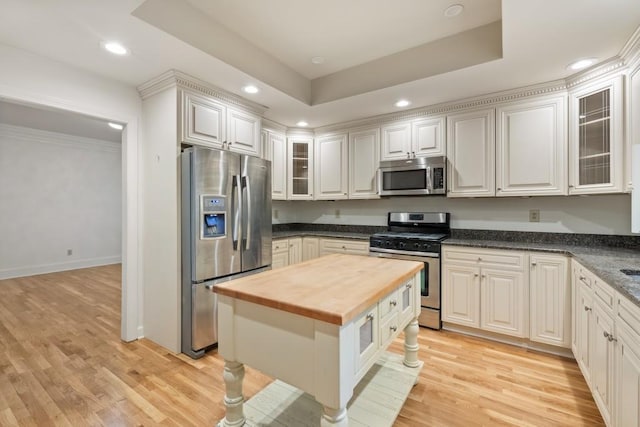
[214, 253, 423, 426]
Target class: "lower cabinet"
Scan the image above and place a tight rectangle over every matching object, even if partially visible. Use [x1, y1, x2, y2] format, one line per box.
[302, 237, 319, 261]
[319, 238, 369, 256]
[271, 237, 301, 269]
[572, 259, 640, 427]
[441, 246, 528, 338]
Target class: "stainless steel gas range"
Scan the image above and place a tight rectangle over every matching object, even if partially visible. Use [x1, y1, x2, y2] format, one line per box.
[369, 212, 450, 329]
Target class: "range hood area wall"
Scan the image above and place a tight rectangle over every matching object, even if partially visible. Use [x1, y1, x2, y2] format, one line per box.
[272, 193, 632, 236]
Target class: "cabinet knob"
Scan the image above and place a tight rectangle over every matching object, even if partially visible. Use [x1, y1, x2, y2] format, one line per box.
[342, 245, 346, 249]
[584, 306, 592, 312]
[366, 313, 374, 321]
[228, 141, 232, 146]
[481, 274, 486, 279]
[474, 273, 479, 278]
[390, 300, 397, 307]
[406, 152, 410, 158]
[390, 325, 398, 332]
[205, 284, 213, 290]
[531, 262, 537, 267]
[569, 185, 574, 188]
[477, 257, 482, 262]
[603, 331, 617, 342]
[406, 283, 412, 289]
[411, 151, 415, 158]
[579, 276, 586, 280]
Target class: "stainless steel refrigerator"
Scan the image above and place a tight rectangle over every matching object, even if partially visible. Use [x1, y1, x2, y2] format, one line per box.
[181, 146, 272, 358]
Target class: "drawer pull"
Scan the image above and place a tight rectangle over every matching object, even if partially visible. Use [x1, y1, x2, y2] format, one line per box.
[584, 306, 592, 312]
[579, 276, 586, 280]
[531, 262, 537, 267]
[477, 257, 482, 262]
[603, 331, 617, 342]
[390, 300, 397, 307]
[406, 283, 412, 289]
[390, 325, 397, 332]
[474, 273, 479, 277]
[366, 313, 374, 321]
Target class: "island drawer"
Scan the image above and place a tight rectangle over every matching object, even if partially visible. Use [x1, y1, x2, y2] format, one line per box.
[379, 289, 400, 320]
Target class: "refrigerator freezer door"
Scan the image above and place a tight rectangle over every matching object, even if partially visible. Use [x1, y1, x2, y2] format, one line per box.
[241, 155, 272, 271]
[191, 282, 217, 351]
[190, 147, 242, 282]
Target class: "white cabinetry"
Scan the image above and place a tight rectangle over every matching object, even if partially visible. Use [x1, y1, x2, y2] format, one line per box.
[380, 122, 411, 160]
[496, 96, 567, 196]
[349, 127, 380, 199]
[616, 296, 640, 427]
[446, 109, 496, 197]
[319, 238, 369, 256]
[287, 137, 314, 200]
[262, 129, 287, 200]
[314, 133, 348, 200]
[442, 246, 528, 338]
[529, 254, 570, 347]
[271, 238, 302, 269]
[591, 298, 615, 425]
[380, 117, 445, 161]
[302, 237, 320, 261]
[569, 76, 624, 194]
[182, 90, 261, 156]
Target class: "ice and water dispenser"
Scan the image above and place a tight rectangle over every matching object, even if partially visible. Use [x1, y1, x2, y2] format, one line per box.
[200, 195, 226, 239]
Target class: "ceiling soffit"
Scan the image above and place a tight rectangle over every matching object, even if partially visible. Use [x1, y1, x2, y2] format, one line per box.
[132, 0, 503, 106]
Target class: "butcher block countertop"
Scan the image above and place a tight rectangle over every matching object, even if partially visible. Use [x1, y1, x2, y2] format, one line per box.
[214, 254, 423, 326]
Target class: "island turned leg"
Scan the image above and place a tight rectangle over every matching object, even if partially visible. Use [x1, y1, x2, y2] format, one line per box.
[321, 405, 348, 427]
[218, 360, 245, 427]
[403, 318, 420, 369]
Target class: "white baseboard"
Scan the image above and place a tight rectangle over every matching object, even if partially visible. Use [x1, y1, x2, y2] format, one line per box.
[137, 326, 145, 339]
[0, 256, 122, 280]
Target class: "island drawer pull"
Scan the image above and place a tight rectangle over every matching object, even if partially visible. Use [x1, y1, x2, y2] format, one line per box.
[366, 313, 374, 321]
[390, 325, 397, 332]
[390, 300, 397, 307]
[584, 306, 592, 312]
[405, 283, 412, 289]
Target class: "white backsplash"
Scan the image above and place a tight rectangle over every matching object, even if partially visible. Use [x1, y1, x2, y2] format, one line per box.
[273, 194, 633, 235]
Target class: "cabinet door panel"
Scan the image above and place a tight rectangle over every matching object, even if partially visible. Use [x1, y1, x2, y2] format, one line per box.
[447, 109, 495, 197]
[315, 134, 348, 199]
[617, 326, 640, 427]
[442, 264, 480, 327]
[288, 237, 302, 265]
[355, 307, 379, 377]
[381, 122, 411, 160]
[530, 254, 570, 347]
[288, 138, 314, 200]
[349, 128, 380, 199]
[302, 237, 319, 261]
[183, 92, 226, 146]
[481, 268, 527, 337]
[412, 117, 445, 157]
[576, 280, 593, 383]
[270, 132, 287, 200]
[227, 108, 261, 156]
[496, 97, 567, 196]
[591, 301, 614, 425]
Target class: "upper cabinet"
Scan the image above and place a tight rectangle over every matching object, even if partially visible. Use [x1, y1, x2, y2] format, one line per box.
[349, 127, 380, 199]
[181, 90, 261, 157]
[496, 96, 568, 196]
[315, 133, 348, 200]
[380, 117, 445, 161]
[226, 107, 261, 156]
[447, 108, 496, 197]
[569, 76, 624, 194]
[263, 128, 287, 200]
[287, 136, 314, 200]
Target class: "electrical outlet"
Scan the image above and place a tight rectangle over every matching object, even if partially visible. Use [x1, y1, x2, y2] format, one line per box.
[529, 209, 540, 222]
[67, 249, 73, 256]
[273, 209, 279, 219]
[335, 209, 340, 218]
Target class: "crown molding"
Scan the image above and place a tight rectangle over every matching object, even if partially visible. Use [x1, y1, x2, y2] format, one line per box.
[137, 70, 268, 115]
[261, 118, 287, 134]
[565, 56, 626, 90]
[0, 123, 121, 153]
[620, 24, 640, 68]
[313, 79, 567, 134]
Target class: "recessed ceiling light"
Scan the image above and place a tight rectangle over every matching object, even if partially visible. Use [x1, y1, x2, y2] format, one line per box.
[395, 100, 410, 108]
[444, 4, 464, 17]
[243, 85, 259, 94]
[311, 56, 325, 65]
[103, 41, 128, 56]
[108, 122, 124, 130]
[567, 58, 597, 71]
[296, 121, 309, 127]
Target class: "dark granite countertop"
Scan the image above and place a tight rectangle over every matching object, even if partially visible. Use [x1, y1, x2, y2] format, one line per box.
[444, 238, 640, 310]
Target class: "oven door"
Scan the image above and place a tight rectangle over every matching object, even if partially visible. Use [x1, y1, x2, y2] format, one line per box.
[368, 252, 440, 309]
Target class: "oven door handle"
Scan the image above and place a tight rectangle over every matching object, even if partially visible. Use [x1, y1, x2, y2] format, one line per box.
[369, 250, 439, 263]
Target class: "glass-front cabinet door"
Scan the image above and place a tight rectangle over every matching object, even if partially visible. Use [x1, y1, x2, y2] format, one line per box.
[287, 137, 314, 200]
[569, 76, 624, 194]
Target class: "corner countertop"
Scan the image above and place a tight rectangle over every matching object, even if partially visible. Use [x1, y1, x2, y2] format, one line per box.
[214, 254, 422, 325]
[444, 238, 640, 310]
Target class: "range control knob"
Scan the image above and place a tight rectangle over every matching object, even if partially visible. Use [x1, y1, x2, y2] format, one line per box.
[398, 242, 407, 249]
[414, 242, 421, 249]
[385, 240, 393, 248]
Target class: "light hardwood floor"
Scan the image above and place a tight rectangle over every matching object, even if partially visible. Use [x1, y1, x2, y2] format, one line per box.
[0, 265, 603, 426]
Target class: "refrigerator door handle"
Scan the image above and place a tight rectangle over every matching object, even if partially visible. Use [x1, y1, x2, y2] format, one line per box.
[232, 174, 240, 250]
[241, 175, 251, 250]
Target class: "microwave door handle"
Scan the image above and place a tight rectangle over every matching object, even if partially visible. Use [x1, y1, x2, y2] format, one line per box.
[241, 175, 251, 250]
[427, 166, 433, 193]
[232, 175, 240, 250]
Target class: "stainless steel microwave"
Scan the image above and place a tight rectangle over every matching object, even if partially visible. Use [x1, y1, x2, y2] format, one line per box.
[378, 156, 446, 196]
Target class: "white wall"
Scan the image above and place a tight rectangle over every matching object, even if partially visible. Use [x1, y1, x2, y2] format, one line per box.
[0, 124, 121, 278]
[0, 43, 142, 341]
[273, 193, 633, 235]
